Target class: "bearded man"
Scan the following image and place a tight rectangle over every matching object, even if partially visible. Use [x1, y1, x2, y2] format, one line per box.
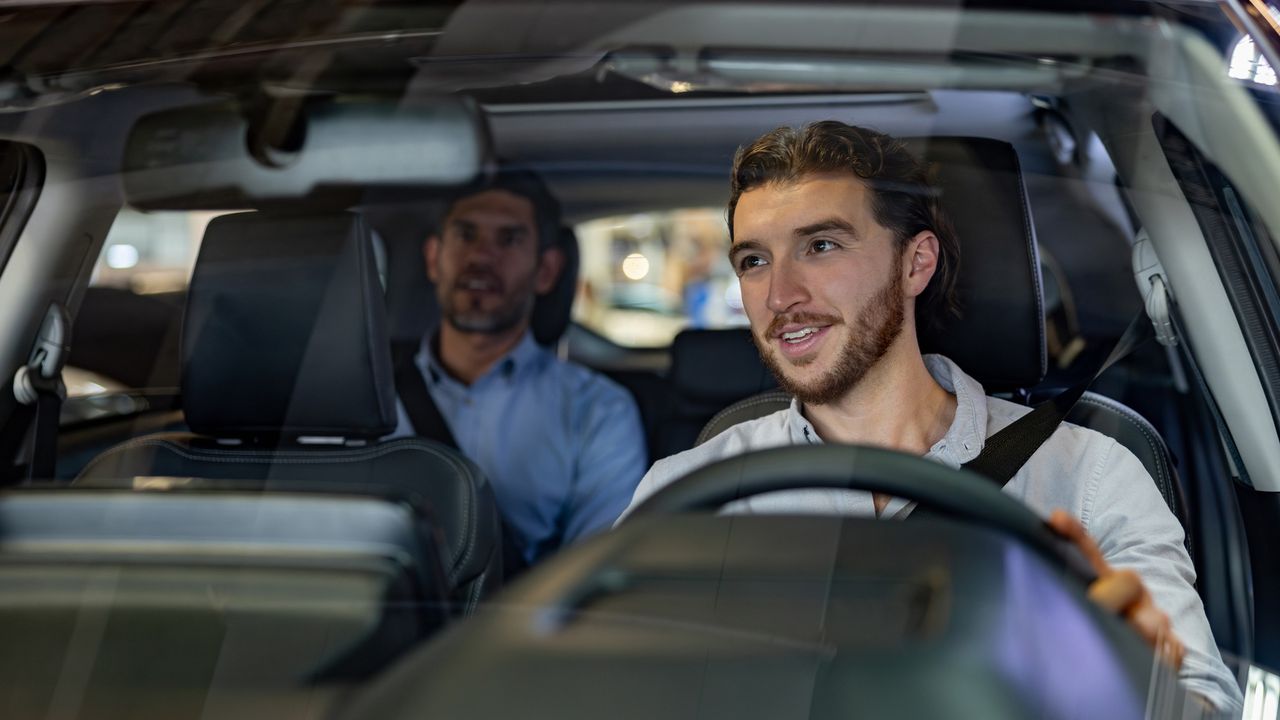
[391, 170, 646, 565]
[619, 122, 1240, 714]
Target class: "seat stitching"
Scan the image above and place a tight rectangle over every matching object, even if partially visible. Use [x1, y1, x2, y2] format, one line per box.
[82, 435, 480, 572]
[697, 391, 791, 444]
[1076, 395, 1173, 506]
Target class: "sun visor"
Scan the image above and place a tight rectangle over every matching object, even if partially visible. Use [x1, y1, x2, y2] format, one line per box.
[123, 96, 492, 210]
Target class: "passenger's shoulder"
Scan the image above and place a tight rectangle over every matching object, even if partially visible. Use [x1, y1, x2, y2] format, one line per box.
[547, 357, 632, 402]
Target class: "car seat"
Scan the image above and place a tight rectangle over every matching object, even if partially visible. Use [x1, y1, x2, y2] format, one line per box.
[76, 210, 505, 612]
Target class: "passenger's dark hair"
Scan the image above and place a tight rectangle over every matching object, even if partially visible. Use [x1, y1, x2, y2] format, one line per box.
[445, 166, 562, 250]
[727, 121, 961, 331]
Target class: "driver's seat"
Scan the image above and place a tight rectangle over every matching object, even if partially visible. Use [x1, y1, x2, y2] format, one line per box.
[693, 137, 1188, 538]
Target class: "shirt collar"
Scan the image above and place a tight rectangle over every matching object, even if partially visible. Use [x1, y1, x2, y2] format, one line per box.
[781, 354, 989, 466]
[419, 329, 548, 389]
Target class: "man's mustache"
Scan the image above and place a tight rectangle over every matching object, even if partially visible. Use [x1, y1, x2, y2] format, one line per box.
[763, 311, 842, 339]
[452, 266, 505, 293]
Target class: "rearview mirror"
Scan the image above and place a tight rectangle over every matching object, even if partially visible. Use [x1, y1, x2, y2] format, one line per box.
[123, 96, 491, 209]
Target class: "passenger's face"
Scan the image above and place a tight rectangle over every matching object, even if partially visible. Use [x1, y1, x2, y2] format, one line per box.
[426, 190, 559, 335]
[729, 174, 908, 404]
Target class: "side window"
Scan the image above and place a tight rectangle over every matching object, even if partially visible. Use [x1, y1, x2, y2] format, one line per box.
[574, 208, 747, 348]
[65, 209, 231, 402]
[0, 140, 43, 275]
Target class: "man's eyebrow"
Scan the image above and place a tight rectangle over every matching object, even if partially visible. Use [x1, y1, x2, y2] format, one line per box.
[793, 218, 860, 239]
[727, 239, 766, 261]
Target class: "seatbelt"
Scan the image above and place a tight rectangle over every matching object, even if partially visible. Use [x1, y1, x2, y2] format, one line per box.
[13, 304, 70, 481]
[391, 340, 459, 449]
[390, 340, 531, 576]
[962, 312, 1153, 487]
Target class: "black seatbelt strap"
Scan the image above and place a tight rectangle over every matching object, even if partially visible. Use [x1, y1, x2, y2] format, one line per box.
[962, 312, 1153, 486]
[391, 340, 460, 450]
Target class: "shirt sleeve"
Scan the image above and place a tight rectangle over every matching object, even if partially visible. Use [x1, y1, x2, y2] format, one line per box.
[560, 376, 649, 543]
[1085, 439, 1243, 715]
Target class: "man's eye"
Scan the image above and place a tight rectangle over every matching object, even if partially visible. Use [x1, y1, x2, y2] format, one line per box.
[736, 255, 766, 273]
[809, 239, 837, 253]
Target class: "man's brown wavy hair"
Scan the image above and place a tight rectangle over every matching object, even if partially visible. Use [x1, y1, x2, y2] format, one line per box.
[727, 121, 961, 331]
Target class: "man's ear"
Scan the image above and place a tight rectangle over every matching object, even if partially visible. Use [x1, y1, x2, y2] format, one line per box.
[904, 230, 939, 299]
[425, 235, 441, 284]
[535, 245, 565, 295]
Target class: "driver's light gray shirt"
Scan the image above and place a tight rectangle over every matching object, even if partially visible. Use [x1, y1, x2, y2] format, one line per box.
[619, 354, 1242, 714]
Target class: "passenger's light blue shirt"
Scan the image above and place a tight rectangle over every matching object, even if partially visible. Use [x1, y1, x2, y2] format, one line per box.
[391, 331, 646, 564]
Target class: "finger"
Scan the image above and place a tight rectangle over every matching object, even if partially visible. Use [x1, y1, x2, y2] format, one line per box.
[1046, 509, 1110, 576]
[1153, 616, 1185, 671]
[1087, 568, 1144, 614]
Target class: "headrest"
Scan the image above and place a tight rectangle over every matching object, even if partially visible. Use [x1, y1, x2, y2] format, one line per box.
[531, 226, 580, 346]
[182, 211, 396, 439]
[669, 328, 776, 404]
[668, 137, 1043, 400]
[907, 137, 1045, 391]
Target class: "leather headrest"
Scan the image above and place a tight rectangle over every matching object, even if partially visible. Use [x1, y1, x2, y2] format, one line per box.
[670, 328, 776, 404]
[531, 226, 580, 346]
[907, 137, 1045, 391]
[182, 211, 396, 439]
[670, 137, 1044, 399]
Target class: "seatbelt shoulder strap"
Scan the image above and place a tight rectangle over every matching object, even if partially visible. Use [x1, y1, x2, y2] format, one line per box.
[391, 340, 460, 450]
[963, 312, 1152, 487]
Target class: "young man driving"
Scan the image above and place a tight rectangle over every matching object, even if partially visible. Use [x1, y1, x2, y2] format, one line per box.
[620, 122, 1241, 713]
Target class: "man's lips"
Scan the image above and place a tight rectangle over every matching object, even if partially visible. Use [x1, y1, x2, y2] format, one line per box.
[774, 324, 833, 359]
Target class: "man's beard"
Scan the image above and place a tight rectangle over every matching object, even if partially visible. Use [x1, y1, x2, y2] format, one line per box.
[754, 261, 905, 406]
[440, 267, 536, 335]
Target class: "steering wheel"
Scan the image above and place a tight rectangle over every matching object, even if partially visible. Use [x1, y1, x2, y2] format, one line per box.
[624, 444, 1097, 583]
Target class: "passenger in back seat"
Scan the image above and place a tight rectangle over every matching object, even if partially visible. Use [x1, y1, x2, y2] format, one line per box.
[389, 169, 646, 565]
[619, 122, 1240, 714]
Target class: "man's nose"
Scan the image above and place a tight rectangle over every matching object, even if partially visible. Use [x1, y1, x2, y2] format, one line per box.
[765, 259, 809, 314]
[463, 232, 503, 261]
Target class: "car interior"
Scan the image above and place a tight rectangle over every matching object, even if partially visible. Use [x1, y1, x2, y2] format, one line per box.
[0, 1, 1275, 718]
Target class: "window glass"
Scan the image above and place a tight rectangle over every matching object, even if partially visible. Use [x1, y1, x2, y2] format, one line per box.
[574, 208, 747, 348]
[90, 208, 232, 294]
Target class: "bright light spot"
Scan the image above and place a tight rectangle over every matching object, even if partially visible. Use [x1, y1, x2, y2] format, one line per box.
[1243, 665, 1280, 720]
[105, 244, 139, 269]
[622, 253, 650, 280]
[724, 281, 744, 310]
[1230, 36, 1277, 86]
[670, 81, 694, 93]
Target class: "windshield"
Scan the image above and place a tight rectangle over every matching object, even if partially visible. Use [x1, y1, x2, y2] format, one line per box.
[0, 1, 1277, 718]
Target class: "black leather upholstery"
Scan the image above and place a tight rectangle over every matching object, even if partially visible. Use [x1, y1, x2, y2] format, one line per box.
[184, 212, 396, 440]
[77, 433, 503, 609]
[531, 225, 580, 346]
[656, 328, 777, 457]
[696, 388, 790, 447]
[904, 137, 1045, 392]
[1066, 393, 1187, 531]
[78, 210, 504, 613]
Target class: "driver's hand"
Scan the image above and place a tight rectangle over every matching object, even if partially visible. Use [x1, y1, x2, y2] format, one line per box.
[1047, 509, 1185, 670]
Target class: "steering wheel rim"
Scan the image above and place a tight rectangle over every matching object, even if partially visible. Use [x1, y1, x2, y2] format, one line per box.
[625, 444, 1096, 582]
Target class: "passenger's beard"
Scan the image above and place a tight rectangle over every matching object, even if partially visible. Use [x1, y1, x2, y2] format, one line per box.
[754, 261, 906, 406]
[440, 267, 536, 335]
